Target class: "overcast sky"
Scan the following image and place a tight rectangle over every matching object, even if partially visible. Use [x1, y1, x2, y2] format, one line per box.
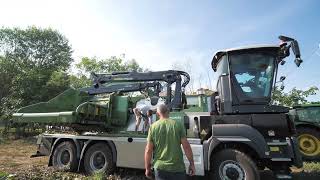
[1, 0, 320, 100]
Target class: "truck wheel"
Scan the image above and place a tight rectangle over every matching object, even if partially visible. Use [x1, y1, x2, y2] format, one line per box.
[210, 149, 260, 180]
[84, 142, 114, 174]
[297, 127, 320, 160]
[52, 141, 78, 171]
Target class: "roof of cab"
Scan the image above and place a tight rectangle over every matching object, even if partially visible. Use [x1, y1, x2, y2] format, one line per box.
[214, 44, 279, 57]
[211, 44, 280, 71]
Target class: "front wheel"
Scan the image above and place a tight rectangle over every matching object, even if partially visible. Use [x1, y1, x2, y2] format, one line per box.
[297, 127, 320, 161]
[52, 141, 78, 171]
[84, 142, 114, 174]
[210, 149, 260, 180]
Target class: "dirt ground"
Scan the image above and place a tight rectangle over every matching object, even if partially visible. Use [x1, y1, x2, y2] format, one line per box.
[0, 138, 319, 180]
[0, 138, 147, 180]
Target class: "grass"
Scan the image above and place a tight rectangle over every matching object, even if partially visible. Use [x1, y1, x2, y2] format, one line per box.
[91, 172, 107, 180]
[302, 162, 320, 172]
[0, 171, 9, 179]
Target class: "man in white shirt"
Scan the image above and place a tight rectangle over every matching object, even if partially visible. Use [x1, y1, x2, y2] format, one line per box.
[134, 106, 153, 132]
[134, 97, 165, 132]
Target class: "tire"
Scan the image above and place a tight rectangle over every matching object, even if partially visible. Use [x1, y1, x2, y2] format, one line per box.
[210, 149, 260, 180]
[52, 141, 78, 171]
[297, 127, 320, 161]
[84, 142, 114, 174]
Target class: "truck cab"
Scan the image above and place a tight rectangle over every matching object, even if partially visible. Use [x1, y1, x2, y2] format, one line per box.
[179, 40, 303, 179]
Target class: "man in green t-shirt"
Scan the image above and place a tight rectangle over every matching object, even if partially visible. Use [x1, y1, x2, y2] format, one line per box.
[144, 104, 195, 180]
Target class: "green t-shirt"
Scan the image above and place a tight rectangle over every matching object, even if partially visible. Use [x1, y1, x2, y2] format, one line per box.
[147, 118, 186, 172]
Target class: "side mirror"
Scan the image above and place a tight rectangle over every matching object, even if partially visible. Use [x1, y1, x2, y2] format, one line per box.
[280, 76, 286, 82]
[294, 57, 303, 67]
[280, 60, 286, 65]
[292, 40, 303, 67]
[276, 76, 286, 90]
[279, 35, 303, 67]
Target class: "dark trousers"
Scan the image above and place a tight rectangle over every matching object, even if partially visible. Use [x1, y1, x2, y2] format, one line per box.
[154, 169, 186, 180]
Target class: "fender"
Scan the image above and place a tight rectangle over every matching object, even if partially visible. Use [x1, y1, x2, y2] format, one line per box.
[48, 138, 81, 166]
[77, 140, 117, 171]
[207, 124, 269, 169]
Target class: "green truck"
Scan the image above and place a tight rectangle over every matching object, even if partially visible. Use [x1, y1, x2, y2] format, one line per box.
[12, 35, 304, 179]
[289, 104, 320, 160]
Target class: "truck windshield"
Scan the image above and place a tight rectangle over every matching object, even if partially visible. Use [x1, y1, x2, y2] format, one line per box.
[229, 53, 275, 103]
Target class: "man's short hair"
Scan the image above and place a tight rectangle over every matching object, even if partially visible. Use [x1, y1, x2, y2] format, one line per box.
[157, 104, 169, 115]
[147, 110, 153, 116]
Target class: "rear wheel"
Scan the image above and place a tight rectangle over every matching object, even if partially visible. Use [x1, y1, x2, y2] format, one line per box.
[84, 142, 114, 174]
[52, 141, 78, 171]
[297, 127, 320, 160]
[210, 149, 260, 180]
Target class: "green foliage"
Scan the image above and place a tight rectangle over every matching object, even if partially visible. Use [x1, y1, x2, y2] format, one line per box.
[0, 27, 73, 120]
[0, 171, 9, 179]
[42, 71, 71, 100]
[0, 26, 72, 71]
[76, 56, 143, 74]
[69, 74, 92, 89]
[71, 56, 144, 88]
[91, 171, 107, 180]
[272, 86, 319, 107]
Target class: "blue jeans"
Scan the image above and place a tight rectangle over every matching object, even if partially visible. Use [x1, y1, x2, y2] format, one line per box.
[154, 169, 186, 180]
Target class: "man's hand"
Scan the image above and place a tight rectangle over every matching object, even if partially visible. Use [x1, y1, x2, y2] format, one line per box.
[145, 142, 154, 179]
[145, 168, 152, 179]
[181, 137, 195, 176]
[188, 163, 195, 176]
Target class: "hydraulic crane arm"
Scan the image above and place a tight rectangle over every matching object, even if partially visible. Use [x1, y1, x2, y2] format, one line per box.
[89, 70, 190, 110]
[80, 82, 161, 96]
[91, 70, 190, 88]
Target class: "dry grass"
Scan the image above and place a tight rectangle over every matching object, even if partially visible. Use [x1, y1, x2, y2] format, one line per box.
[0, 138, 48, 172]
[0, 138, 146, 179]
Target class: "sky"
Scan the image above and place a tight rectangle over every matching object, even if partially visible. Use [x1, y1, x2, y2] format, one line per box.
[1, 0, 320, 100]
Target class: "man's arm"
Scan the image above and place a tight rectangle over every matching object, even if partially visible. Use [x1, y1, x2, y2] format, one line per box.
[181, 137, 195, 176]
[144, 141, 154, 178]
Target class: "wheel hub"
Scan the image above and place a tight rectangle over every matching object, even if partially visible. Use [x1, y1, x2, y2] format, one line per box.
[61, 150, 71, 165]
[226, 167, 240, 179]
[298, 134, 319, 156]
[57, 149, 71, 166]
[90, 151, 107, 171]
[219, 160, 245, 180]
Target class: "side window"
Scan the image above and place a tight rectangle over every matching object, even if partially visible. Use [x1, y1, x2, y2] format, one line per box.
[216, 55, 228, 77]
[214, 55, 228, 97]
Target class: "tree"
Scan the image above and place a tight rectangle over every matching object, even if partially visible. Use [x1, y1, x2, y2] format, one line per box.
[0, 26, 72, 71]
[71, 56, 144, 88]
[76, 56, 143, 75]
[272, 86, 319, 107]
[42, 71, 71, 100]
[0, 56, 21, 120]
[0, 27, 73, 120]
